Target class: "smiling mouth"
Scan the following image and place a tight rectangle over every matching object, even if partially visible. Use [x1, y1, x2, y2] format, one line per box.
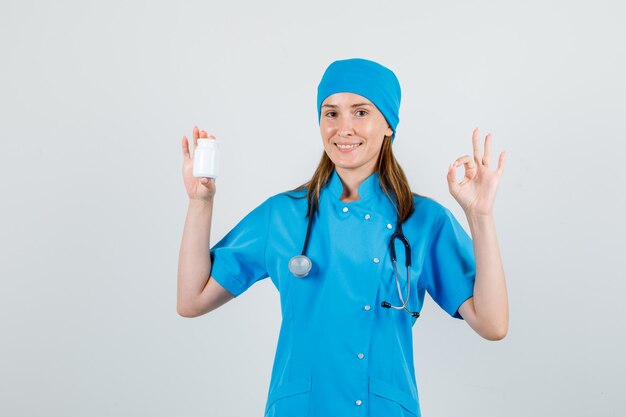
[335, 143, 362, 150]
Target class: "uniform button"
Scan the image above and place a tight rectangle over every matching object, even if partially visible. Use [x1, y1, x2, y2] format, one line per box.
[355, 400, 362, 406]
[342, 207, 349, 213]
[364, 214, 371, 220]
[357, 353, 365, 359]
[387, 223, 393, 229]
[364, 305, 371, 311]
[373, 257, 380, 264]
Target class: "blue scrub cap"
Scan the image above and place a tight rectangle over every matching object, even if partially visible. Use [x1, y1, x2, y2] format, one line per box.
[317, 58, 401, 142]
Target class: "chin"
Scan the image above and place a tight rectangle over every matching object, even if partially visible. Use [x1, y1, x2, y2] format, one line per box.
[332, 161, 363, 170]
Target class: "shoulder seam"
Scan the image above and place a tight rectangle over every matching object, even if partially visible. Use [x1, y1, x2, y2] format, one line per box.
[263, 196, 272, 275]
[426, 206, 446, 254]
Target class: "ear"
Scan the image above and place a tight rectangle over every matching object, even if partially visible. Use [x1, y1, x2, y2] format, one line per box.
[386, 125, 394, 137]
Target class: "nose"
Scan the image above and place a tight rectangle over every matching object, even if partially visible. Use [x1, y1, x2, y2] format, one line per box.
[337, 114, 354, 137]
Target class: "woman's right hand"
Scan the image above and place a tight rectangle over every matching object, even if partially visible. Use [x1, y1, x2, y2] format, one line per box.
[182, 126, 216, 202]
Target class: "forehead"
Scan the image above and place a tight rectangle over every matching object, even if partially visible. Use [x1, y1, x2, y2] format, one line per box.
[321, 92, 373, 107]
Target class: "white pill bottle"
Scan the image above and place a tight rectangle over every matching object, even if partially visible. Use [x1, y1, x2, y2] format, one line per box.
[193, 138, 220, 178]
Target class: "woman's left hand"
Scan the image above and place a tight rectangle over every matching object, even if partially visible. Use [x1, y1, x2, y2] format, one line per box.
[447, 128, 506, 216]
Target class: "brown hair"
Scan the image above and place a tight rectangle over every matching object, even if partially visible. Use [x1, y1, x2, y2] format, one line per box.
[285, 135, 432, 224]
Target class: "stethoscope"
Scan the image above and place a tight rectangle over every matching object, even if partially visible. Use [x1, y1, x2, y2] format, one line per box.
[288, 207, 421, 318]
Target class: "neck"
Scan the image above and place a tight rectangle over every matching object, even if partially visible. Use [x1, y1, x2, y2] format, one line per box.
[335, 164, 376, 202]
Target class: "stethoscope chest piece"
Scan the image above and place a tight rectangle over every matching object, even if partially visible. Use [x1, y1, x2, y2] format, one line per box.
[289, 255, 312, 278]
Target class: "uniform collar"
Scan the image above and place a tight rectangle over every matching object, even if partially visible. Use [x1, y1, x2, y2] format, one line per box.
[326, 167, 383, 203]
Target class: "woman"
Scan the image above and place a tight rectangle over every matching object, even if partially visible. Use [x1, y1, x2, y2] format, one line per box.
[177, 58, 508, 417]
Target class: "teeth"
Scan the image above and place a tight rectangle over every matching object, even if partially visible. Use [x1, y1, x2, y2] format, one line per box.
[337, 143, 360, 149]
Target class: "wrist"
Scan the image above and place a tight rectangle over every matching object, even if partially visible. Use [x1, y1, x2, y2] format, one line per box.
[189, 197, 215, 208]
[465, 210, 495, 231]
[465, 210, 493, 219]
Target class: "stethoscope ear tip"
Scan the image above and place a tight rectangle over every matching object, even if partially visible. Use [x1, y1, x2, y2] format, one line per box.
[381, 300, 421, 318]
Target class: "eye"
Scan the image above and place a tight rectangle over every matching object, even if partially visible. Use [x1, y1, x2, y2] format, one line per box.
[355, 110, 368, 116]
[324, 111, 337, 117]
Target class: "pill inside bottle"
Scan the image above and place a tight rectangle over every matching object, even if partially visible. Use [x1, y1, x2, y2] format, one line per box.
[193, 138, 220, 179]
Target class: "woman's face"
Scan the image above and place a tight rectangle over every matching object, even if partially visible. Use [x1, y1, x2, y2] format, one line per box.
[320, 92, 394, 175]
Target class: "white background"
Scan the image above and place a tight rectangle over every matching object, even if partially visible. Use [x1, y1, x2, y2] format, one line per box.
[1, 0, 625, 416]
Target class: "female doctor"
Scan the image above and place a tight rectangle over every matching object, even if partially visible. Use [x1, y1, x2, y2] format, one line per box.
[177, 58, 509, 417]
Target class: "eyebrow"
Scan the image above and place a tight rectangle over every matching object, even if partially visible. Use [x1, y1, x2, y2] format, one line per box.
[321, 103, 373, 108]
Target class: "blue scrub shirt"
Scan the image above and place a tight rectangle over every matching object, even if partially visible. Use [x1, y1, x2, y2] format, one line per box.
[209, 168, 476, 417]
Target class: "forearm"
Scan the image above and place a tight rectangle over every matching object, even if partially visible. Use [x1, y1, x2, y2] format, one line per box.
[465, 212, 509, 337]
[177, 198, 215, 313]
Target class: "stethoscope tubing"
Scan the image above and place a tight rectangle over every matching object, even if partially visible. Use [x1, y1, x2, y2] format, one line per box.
[288, 206, 421, 318]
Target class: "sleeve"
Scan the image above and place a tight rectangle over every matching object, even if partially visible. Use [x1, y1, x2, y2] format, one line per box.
[421, 207, 476, 320]
[209, 197, 272, 298]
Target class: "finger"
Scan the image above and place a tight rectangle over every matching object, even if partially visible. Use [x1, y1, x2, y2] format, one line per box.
[447, 161, 460, 195]
[472, 127, 483, 166]
[453, 155, 476, 171]
[483, 133, 492, 167]
[182, 135, 190, 159]
[193, 125, 199, 149]
[496, 151, 506, 177]
[452, 155, 478, 186]
[200, 130, 208, 139]
[201, 177, 215, 188]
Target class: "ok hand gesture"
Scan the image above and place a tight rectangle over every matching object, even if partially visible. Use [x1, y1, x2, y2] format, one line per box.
[447, 128, 506, 216]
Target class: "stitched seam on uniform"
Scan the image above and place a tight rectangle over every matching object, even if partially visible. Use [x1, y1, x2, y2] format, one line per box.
[451, 295, 470, 319]
[228, 267, 246, 291]
[263, 196, 272, 275]
[421, 207, 445, 286]
[222, 202, 268, 293]
[227, 218, 248, 288]
[213, 227, 246, 291]
[434, 207, 471, 316]
[211, 261, 245, 298]
[444, 207, 474, 310]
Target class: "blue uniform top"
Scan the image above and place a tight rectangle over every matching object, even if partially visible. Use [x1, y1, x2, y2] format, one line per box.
[209, 168, 476, 417]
